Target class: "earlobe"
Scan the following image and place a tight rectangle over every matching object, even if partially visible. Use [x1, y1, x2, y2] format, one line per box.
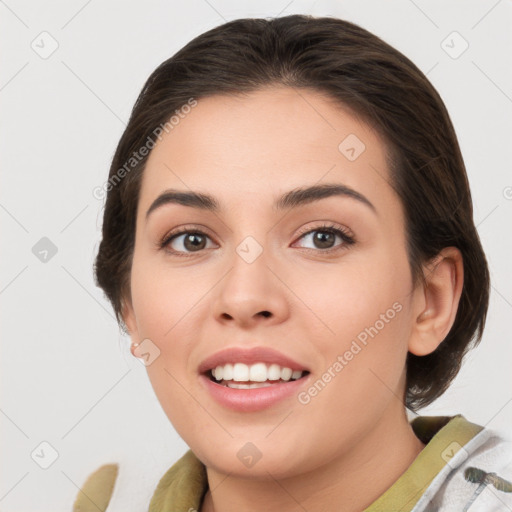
[120, 299, 141, 355]
[408, 247, 464, 357]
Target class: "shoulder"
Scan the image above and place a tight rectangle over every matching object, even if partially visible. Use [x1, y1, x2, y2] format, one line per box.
[149, 449, 208, 510]
[441, 430, 512, 510]
[70, 450, 207, 512]
[72, 463, 118, 512]
[415, 416, 512, 511]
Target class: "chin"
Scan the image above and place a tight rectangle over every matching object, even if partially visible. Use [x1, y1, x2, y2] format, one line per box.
[194, 439, 311, 480]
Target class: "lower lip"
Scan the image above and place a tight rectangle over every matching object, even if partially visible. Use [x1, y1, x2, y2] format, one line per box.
[199, 374, 310, 412]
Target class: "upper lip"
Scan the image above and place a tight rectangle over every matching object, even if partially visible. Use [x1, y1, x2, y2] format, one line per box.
[198, 346, 310, 374]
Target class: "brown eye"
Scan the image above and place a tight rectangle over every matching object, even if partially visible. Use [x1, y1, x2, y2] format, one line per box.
[294, 225, 355, 252]
[179, 233, 208, 251]
[161, 230, 214, 255]
[310, 230, 336, 249]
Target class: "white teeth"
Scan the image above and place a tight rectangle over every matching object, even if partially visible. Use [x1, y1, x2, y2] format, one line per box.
[268, 364, 281, 380]
[280, 367, 292, 381]
[211, 362, 306, 383]
[233, 363, 249, 381]
[249, 362, 268, 382]
[222, 363, 233, 380]
[226, 382, 274, 389]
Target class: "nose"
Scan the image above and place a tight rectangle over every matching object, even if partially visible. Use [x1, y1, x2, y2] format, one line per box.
[212, 242, 290, 329]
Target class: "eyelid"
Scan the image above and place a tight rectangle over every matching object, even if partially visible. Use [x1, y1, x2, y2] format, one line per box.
[294, 221, 354, 240]
[291, 222, 355, 252]
[159, 223, 216, 246]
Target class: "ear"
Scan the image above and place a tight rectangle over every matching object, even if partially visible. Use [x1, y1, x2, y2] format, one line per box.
[120, 298, 142, 356]
[408, 247, 464, 356]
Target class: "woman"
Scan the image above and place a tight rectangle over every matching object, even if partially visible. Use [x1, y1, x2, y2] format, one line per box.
[74, 14, 511, 512]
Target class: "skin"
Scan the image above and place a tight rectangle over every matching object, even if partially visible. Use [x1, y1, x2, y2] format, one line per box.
[123, 86, 464, 512]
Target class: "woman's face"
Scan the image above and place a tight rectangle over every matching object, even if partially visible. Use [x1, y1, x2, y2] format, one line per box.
[124, 86, 419, 477]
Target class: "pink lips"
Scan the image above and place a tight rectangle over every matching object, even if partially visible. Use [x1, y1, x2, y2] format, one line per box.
[197, 346, 311, 412]
[199, 373, 311, 412]
[198, 346, 309, 374]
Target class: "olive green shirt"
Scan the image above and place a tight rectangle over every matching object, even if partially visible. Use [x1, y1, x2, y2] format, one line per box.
[72, 415, 485, 511]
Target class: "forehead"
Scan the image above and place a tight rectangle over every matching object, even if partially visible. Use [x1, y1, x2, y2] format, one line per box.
[138, 86, 394, 215]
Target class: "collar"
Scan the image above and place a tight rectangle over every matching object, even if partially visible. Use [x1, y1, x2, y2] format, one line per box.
[148, 415, 483, 512]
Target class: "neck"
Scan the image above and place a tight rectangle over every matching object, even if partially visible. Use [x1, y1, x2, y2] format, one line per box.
[200, 405, 425, 512]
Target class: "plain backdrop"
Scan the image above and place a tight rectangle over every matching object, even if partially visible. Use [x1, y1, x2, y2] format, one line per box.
[1, 1, 511, 510]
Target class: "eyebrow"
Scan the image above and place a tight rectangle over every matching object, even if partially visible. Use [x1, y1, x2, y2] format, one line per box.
[145, 183, 377, 221]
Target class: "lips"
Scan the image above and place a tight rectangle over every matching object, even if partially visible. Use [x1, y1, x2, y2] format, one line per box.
[198, 346, 310, 375]
[197, 346, 312, 412]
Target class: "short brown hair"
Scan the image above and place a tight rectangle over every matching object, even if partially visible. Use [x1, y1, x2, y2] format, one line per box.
[94, 14, 490, 410]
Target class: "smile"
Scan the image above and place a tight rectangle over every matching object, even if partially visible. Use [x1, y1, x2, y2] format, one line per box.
[208, 362, 308, 388]
[197, 346, 312, 411]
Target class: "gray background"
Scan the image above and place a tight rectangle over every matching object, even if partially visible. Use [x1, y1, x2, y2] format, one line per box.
[1, 0, 511, 510]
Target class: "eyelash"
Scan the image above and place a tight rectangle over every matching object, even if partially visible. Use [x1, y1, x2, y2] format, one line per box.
[158, 222, 355, 257]
[294, 223, 355, 253]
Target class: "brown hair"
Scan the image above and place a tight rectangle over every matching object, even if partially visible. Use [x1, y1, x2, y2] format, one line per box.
[94, 14, 489, 410]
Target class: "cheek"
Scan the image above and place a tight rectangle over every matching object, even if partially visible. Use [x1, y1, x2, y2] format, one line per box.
[129, 258, 207, 438]
[128, 256, 195, 394]
[296, 250, 410, 343]
[297, 274, 411, 433]
[130, 250, 206, 337]
[295, 246, 412, 398]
